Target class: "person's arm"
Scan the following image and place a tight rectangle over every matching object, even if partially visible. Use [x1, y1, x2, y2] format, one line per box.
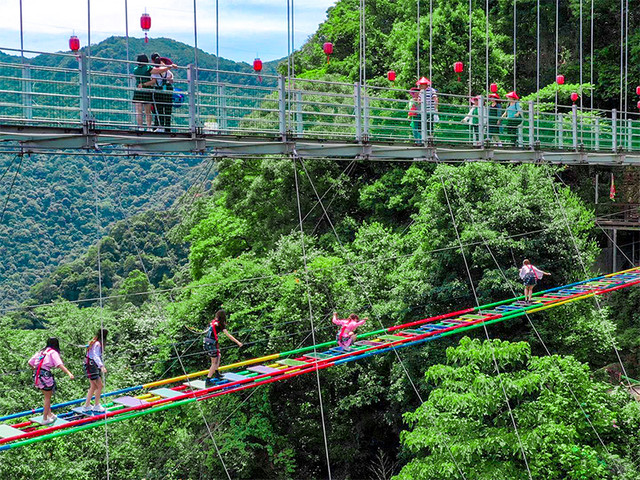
[222, 329, 243, 347]
[332, 313, 344, 326]
[58, 363, 74, 380]
[90, 343, 107, 372]
[356, 318, 367, 328]
[149, 65, 172, 75]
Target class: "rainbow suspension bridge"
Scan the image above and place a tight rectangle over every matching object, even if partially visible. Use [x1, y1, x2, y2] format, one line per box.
[0, 266, 638, 452]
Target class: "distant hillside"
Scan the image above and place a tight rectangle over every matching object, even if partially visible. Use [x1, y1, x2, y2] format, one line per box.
[0, 152, 209, 310]
[0, 35, 285, 310]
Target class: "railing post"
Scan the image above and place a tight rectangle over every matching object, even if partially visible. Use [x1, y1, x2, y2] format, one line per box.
[627, 118, 632, 150]
[528, 100, 534, 147]
[478, 96, 485, 146]
[278, 75, 286, 140]
[295, 90, 303, 135]
[355, 83, 362, 142]
[363, 88, 370, 141]
[612, 109, 618, 152]
[572, 104, 578, 150]
[558, 113, 564, 149]
[420, 88, 427, 144]
[219, 84, 227, 134]
[21, 64, 32, 120]
[78, 52, 91, 125]
[595, 117, 600, 151]
[128, 75, 136, 126]
[187, 64, 198, 133]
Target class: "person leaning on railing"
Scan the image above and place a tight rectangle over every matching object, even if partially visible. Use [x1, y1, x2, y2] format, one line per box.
[150, 53, 176, 133]
[132, 54, 176, 131]
[498, 91, 523, 146]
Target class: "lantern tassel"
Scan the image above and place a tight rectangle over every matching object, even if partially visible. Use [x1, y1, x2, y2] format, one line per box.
[145, 33, 148, 43]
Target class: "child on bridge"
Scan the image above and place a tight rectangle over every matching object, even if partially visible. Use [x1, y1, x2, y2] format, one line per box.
[28, 338, 74, 425]
[332, 312, 367, 350]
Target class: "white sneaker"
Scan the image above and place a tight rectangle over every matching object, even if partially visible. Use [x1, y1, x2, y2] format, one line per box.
[81, 405, 92, 413]
[93, 405, 106, 413]
[41, 415, 57, 425]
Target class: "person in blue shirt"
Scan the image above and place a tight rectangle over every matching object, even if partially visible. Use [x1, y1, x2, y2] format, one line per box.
[499, 91, 523, 146]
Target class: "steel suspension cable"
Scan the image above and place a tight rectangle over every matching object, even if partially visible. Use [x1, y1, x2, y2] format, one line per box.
[429, 0, 433, 81]
[95, 149, 232, 479]
[485, 0, 489, 94]
[192, 0, 199, 72]
[0, 155, 25, 226]
[437, 166, 534, 480]
[124, 0, 130, 75]
[292, 156, 333, 479]
[91, 155, 111, 480]
[448, 170, 614, 455]
[468, 0, 472, 96]
[555, 0, 559, 116]
[544, 165, 637, 398]
[590, 0, 594, 111]
[513, 0, 517, 90]
[297, 158, 467, 479]
[417, 0, 420, 78]
[19, 0, 24, 63]
[619, 0, 623, 112]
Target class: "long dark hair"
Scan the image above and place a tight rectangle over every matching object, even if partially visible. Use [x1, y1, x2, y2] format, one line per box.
[214, 310, 227, 330]
[136, 54, 149, 65]
[90, 329, 108, 347]
[45, 337, 60, 353]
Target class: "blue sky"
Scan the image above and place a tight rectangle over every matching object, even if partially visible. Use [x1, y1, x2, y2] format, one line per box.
[0, 0, 337, 62]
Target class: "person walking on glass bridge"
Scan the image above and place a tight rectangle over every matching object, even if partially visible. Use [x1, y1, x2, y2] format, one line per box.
[499, 91, 523, 146]
[203, 309, 243, 387]
[28, 338, 74, 425]
[519, 259, 551, 304]
[332, 312, 367, 350]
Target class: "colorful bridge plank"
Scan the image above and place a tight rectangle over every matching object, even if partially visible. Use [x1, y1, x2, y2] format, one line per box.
[1, 266, 639, 451]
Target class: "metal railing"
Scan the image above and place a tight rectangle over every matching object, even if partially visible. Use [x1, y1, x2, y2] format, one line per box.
[2, 47, 640, 152]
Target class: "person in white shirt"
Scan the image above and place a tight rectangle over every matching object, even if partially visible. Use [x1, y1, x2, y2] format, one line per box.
[82, 329, 108, 413]
[519, 259, 550, 304]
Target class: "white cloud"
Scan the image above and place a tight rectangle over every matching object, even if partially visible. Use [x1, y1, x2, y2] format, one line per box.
[0, 0, 335, 61]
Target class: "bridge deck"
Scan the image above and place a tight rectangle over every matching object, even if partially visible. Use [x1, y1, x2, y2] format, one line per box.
[0, 266, 639, 451]
[1, 49, 640, 162]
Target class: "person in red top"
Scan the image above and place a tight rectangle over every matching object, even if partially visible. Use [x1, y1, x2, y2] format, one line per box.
[203, 309, 243, 386]
[27, 338, 74, 425]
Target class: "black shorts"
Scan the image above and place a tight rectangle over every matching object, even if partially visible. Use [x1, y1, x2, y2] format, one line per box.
[523, 275, 537, 286]
[133, 89, 152, 103]
[204, 338, 220, 358]
[84, 359, 101, 381]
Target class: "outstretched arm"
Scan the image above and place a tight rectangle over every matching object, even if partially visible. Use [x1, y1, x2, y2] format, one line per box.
[58, 363, 74, 379]
[222, 329, 243, 347]
[332, 313, 346, 326]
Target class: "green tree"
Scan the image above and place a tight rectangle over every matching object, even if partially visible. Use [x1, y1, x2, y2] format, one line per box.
[396, 337, 640, 480]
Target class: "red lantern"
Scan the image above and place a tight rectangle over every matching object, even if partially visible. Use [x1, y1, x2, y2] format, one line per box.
[387, 70, 396, 82]
[490, 83, 498, 94]
[140, 13, 151, 43]
[556, 75, 565, 85]
[636, 85, 640, 96]
[454, 61, 463, 81]
[323, 42, 333, 63]
[69, 35, 80, 52]
[571, 92, 579, 103]
[253, 58, 263, 83]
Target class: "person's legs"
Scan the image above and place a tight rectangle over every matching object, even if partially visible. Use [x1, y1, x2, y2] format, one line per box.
[144, 103, 153, 128]
[134, 102, 144, 127]
[43, 390, 53, 420]
[84, 380, 96, 408]
[207, 353, 221, 378]
[93, 377, 104, 407]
